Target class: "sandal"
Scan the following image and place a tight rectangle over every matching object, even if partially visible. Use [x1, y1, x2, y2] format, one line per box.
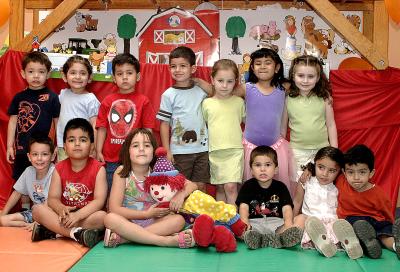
[178, 229, 195, 249]
[103, 228, 121, 248]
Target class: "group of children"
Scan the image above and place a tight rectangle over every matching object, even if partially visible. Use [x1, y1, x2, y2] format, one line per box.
[0, 47, 399, 260]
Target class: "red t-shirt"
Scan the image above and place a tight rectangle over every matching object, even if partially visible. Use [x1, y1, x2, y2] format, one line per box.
[96, 92, 156, 162]
[56, 157, 104, 209]
[336, 175, 393, 223]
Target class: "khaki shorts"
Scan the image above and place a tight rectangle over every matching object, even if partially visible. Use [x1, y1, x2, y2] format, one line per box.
[173, 152, 210, 183]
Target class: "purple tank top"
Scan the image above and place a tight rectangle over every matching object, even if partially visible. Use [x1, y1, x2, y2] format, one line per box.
[244, 83, 285, 146]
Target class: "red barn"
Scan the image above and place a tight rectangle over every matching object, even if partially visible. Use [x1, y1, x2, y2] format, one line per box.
[136, 7, 219, 67]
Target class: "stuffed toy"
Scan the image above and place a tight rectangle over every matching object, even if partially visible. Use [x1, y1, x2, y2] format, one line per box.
[144, 147, 249, 252]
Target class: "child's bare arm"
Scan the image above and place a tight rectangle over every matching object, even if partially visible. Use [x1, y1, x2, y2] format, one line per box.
[193, 78, 213, 96]
[0, 191, 22, 217]
[239, 203, 250, 225]
[280, 98, 289, 138]
[169, 179, 198, 212]
[232, 83, 246, 98]
[160, 121, 174, 163]
[325, 98, 338, 148]
[6, 115, 17, 163]
[89, 116, 97, 156]
[48, 170, 74, 220]
[96, 127, 106, 162]
[292, 183, 305, 216]
[282, 205, 294, 228]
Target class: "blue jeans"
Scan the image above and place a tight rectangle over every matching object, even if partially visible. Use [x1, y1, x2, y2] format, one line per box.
[105, 162, 119, 195]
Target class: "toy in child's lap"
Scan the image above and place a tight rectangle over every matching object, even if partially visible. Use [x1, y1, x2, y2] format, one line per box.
[144, 147, 248, 252]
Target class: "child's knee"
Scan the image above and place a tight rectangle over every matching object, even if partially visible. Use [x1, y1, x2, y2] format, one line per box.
[224, 183, 238, 194]
[31, 204, 45, 220]
[104, 212, 120, 229]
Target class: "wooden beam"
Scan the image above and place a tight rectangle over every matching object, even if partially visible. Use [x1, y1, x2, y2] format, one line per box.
[373, 1, 388, 59]
[14, 0, 87, 52]
[33, 9, 40, 29]
[306, 0, 388, 69]
[363, 10, 374, 42]
[9, 0, 24, 49]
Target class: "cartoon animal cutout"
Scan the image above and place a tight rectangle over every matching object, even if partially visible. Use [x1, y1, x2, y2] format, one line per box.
[85, 15, 98, 31]
[89, 52, 106, 72]
[282, 15, 301, 60]
[301, 16, 335, 59]
[334, 14, 360, 55]
[75, 12, 98, 32]
[103, 33, 117, 57]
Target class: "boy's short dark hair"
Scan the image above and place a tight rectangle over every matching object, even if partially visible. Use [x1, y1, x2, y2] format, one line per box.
[250, 146, 278, 167]
[63, 118, 94, 143]
[344, 144, 374, 171]
[112, 53, 140, 75]
[27, 133, 55, 154]
[169, 46, 196, 66]
[22, 51, 52, 72]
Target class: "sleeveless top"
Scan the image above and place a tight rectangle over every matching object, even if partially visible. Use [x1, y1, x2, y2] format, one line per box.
[123, 171, 155, 211]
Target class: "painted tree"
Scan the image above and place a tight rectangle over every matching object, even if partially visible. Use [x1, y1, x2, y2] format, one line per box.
[225, 16, 246, 55]
[117, 14, 137, 54]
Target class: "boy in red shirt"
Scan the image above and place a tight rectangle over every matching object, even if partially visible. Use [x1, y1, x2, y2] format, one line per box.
[31, 118, 107, 248]
[337, 144, 400, 259]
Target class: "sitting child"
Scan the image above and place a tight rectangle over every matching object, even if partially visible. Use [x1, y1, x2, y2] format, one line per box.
[337, 144, 400, 259]
[293, 146, 362, 259]
[0, 135, 56, 228]
[31, 118, 107, 248]
[237, 146, 302, 249]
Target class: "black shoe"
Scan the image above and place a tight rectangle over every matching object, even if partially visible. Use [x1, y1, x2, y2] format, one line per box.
[74, 228, 102, 248]
[353, 220, 382, 259]
[31, 223, 57, 242]
[393, 218, 400, 259]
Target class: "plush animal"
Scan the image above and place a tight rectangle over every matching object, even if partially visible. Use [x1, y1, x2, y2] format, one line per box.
[144, 147, 249, 252]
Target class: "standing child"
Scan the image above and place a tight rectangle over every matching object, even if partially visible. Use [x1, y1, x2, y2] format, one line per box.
[292, 146, 362, 259]
[202, 59, 245, 205]
[56, 55, 100, 161]
[96, 53, 156, 193]
[157, 46, 209, 193]
[7, 52, 60, 182]
[0, 136, 55, 228]
[32, 118, 107, 248]
[103, 129, 196, 248]
[237, 146, 302, 250]
[337, 144, 400, 259]
[281, 55, 337, 179]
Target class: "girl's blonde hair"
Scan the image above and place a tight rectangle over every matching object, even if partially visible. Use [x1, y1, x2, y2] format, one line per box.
[118, 129, 158, 178]
[288, 55, 331, 100]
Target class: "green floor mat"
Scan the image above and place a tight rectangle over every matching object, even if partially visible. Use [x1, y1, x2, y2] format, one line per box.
[70, 242, 400, 272]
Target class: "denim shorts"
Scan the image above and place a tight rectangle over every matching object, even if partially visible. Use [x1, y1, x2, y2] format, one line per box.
[105, 162, 120, 194]
[346, 216, 393, 237]
[20, 210, 33, 223]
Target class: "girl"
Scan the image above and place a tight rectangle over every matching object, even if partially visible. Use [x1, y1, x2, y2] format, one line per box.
[293, 146, 362, 259]
[281, 55, 337, 179]
[103, 129, 196, 248]
[56, 55, 100, 161]
[197, 49, 296, 196]
[202, 59, 245, 205]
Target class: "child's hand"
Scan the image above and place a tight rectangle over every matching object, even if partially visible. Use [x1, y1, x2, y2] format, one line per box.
[298, 169, 311, 185]
[6, 146, 15, 164]
[166, 150, 174, 164]
[24, 222, 34, 231]
[169, 193, 185, 212]
[147, 204, 170, 219]
[58, 206, 76, 223]
[62, 212, 81, 228]
[96, 152, 105, 163]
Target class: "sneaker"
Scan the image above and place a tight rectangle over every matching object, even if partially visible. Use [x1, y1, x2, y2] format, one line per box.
[279, 226, 303, 248]
[393, 218, 400, 259]
[31, 222, 57, 242]
[305, 217, 336, 257]
[243, 230, 275, 249]
[332, 219, 363, 259]
[74, 228, 101, 248]
[104, 228, 122, 248]
[353, 220, 382, 259]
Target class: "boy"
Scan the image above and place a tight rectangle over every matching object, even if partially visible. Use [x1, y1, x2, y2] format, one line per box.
[236, 146, 302, 249]
[32, 118, 107, 248]
[0, 135, 55, 228]
[96, 53, 155, 192]
[337, 144, 400, 259]
[7, 51, 60, 182]
[157, 46, 209, 192]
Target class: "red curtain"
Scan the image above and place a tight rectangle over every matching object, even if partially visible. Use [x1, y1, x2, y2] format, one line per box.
[0, 50, 399, 215]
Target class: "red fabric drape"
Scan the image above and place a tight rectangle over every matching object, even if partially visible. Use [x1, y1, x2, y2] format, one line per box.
[0, 50, 399, 215]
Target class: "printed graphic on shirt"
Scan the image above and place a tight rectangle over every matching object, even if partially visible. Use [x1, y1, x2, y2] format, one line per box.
[249, 194, 281, 217]
[123, 179, 153, 211]
[62, 181, 92, 206]
[38, 94, 50, 102]
[172, 118, 207, 147]
[16, 101, 41, 150]
[108, 99, 137, 140]
[32, 182, 45, 203]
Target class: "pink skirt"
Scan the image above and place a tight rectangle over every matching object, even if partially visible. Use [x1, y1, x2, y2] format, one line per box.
[243, 137, 297, 197]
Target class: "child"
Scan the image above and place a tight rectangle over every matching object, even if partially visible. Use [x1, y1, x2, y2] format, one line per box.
[202, 59, 245, 205]
[0, 135, 56, 228]
[337, 144, 400, 259]
[237, 146, 302, 250]
[31, 118, 107, 248]
[157, 46, 209, 192]
[292, 146, 362, 259]
[103, 129, 196, 248]
[281, 55, 337, 179]
[196, 48, 295, 195]
[96, 53, 156, 192]
[7, 51, 60, 182]
[56, 55, 100, 161]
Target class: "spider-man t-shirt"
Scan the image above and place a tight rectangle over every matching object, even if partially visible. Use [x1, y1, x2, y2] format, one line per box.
[8, 87, 60, 154]
[96, 92, 156, 163]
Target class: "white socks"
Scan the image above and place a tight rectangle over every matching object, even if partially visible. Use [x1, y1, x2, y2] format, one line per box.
[70, 227, 82, 241]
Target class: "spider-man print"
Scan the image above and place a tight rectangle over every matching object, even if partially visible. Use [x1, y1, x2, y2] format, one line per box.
[108, 99, 137, 138]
